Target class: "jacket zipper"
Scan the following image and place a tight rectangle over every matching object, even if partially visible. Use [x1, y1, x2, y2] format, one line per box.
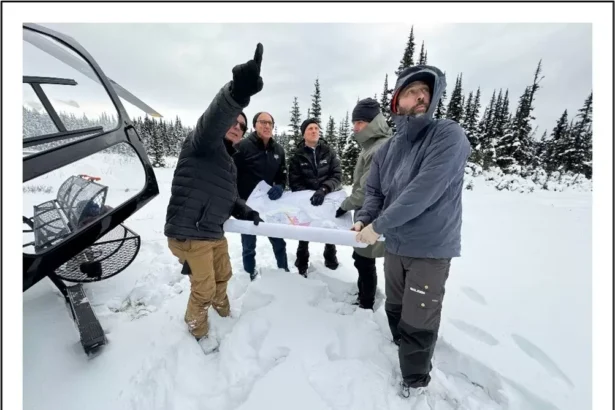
[195, 204, 206, 230]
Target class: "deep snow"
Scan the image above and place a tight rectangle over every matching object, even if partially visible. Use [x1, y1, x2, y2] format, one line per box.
[23, 153, 591, 410]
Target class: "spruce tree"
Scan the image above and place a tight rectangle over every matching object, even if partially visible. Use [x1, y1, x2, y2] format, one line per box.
[337, 111, 350, 156]
[434, 74, 447, 120]
[325, 115, 338, 150]
[310, 78, 323, 136]
[150, 123, 166, 168]
[496, 87, 535, 171]
[461, 91, 473, 130]
[533, 130, 548, 168]
[396, 26, 415, 75]
[341, 132, 360, 184]
[572, 92, 593, 178]
[418, 41, 427, 65]
[289, 96, 302, 143]
[544, 110, 570, 173]
[465, 88, 481, 162]
[478, 90, 498, 168]
[172, 115, 185, 156]
[554, 93, 593, 176]
[380, 74, 394, 128]
[446, 74, 464, 123]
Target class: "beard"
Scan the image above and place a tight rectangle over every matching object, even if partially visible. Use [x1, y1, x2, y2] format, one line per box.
[398, 103, 428, 117]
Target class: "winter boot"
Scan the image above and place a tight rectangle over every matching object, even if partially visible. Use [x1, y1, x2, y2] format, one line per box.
[398, 382, 427, 399]
[323, 244, 339, 270]
[295, 241, 310, 277]
[196, 335, 219, 354]
[358, 300, 374, 310]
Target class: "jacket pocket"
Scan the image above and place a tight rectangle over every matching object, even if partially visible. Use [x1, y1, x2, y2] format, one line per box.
[403, 258, 451, 330]
[195, 199, 211, 230]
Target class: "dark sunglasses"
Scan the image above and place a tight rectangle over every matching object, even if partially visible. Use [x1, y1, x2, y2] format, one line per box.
[235, 121, 247, 132]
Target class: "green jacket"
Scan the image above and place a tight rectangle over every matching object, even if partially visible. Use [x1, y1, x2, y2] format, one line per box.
[340, 113, 392, 258]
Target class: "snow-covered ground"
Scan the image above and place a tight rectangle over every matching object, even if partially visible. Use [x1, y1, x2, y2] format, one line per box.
[23, 153, 591, 410]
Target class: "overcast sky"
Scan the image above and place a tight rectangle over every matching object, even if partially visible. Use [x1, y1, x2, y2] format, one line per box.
[34, 23, 592, 136]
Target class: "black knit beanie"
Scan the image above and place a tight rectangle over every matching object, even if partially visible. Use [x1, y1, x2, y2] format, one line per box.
[253, 112, 275, 127]
[352, 98, 381, 123]
[301, 118, 320, 136]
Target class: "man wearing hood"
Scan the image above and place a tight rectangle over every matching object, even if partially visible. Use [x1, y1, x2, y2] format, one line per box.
[288, 118, 342, 277]
[354, 66, 471, 396]
[165, 44, 265, 353]
[335, 98, 392, 310]
[233, 111, 289, 280]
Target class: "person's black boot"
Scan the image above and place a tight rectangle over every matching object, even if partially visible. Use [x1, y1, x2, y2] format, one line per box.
[323, 244, 339, 270]
[295, 241, 309, 277]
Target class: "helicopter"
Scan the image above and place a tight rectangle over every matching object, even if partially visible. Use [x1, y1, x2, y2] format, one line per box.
[22, 23, 161, 356]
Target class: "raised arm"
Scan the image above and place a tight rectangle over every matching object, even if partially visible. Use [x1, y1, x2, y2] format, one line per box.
[192, 43, 265, 154]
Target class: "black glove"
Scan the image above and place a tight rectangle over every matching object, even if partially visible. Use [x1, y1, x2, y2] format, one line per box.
[245, 209, 264, 226]
[310, 188, 326, 206]
[267, 185, 283, 200]
[181, 261, 192, 275]
[335, 207, 347, 218]
[230, 43, 264, 104]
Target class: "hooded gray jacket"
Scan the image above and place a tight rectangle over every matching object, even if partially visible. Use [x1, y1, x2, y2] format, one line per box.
[355, 66, 471, 258]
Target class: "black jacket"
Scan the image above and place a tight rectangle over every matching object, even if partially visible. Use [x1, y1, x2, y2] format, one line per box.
[233, 132, 287, 200]
[164, 82, 253, 240]
[288, 139, 342, 193]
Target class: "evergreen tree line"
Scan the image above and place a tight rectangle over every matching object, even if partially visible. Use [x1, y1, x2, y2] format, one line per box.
[374, 26, 593, 179]
[280, 25, 591, 185]
[22, 106, 194, 168]
[131, 115, 194, 168]
[23, 26, 592, 182]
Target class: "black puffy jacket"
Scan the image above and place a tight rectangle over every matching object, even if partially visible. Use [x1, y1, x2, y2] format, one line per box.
[233, 132, 287, 200]
[288, 139, 342, 193]
[164, 82, 253, 241]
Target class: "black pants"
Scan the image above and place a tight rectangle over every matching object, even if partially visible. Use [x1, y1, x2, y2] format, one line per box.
[352, 251, 377, 309]
[295, 241, 338, 271]
[383, 251, 451, 388]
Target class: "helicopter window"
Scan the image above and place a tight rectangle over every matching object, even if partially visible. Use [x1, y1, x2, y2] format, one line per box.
[23, 29, 120, 156]
[23, 141, 146, 255]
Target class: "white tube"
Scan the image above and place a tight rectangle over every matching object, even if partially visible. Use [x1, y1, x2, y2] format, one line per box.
[223, 219, 374, 248]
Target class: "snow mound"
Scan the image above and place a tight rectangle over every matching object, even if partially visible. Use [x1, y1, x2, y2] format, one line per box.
[463, 163, 592, 193]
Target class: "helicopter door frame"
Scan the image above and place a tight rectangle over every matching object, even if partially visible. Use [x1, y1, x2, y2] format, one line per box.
[22, 23, 159, 291]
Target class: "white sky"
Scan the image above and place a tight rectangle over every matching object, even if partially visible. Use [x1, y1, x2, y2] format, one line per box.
[30, 22, 592, 136]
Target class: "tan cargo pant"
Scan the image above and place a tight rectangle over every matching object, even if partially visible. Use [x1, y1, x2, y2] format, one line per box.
[167, 237, 232, 339]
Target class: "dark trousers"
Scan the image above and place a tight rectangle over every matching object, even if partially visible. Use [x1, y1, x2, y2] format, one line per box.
[383, 251, 451, 388]
[352, 251, 377, 309]
[240, 234, 288, 275]
[295, 241, 338, 270]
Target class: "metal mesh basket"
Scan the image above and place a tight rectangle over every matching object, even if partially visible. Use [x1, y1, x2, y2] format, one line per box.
[32, 200, 72, 249]
[55, 223, 141, 282]
[56, 176, 108, 229]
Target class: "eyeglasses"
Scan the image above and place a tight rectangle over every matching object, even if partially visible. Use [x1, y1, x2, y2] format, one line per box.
[235, 121, 247, 132]
[257, 120, 274, 127]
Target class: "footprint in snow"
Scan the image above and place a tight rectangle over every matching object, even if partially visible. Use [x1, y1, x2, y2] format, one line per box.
[511, 333, 574, 388]
[448, 318, 500, 346]
[461, 286, 488, 306]
[240, 288, 275, 315]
